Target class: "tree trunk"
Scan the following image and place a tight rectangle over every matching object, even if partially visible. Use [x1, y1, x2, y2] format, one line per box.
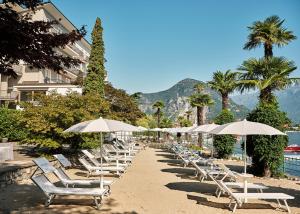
[199, 107, 204, 125]
[264, 43, 273, 58]
[263, 163, 272, 177]
[222, 93, 229, 110]
[157, 108, 161, 140]
[197, 107, 204, 147]
[259, 87, 273, 104]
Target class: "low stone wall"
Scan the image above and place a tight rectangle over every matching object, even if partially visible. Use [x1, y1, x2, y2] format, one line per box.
[0, 160, 57, 189]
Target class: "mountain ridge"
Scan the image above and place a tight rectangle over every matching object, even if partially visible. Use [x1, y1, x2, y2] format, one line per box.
[138, 78, 249, 123]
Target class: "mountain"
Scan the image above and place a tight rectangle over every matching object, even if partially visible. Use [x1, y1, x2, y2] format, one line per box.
[230, 85, 300, 124]
[138, 78, 249, 123]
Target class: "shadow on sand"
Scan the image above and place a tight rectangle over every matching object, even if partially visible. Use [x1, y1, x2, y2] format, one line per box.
[165, 181, 216, 195]
[0, 183, 139, 214]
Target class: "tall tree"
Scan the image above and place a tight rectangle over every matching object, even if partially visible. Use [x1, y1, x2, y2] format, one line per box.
[104, 83, 144, 124]
[244, 15, 296, 58]
[152, 100, 165, 128]
[208, 70, 239, 110]
[238, 57, 298, 105]
[83, 17, 106, 96]
[189, 93, 214, 126]
[0, 0, 86, 77]
[189, 93, 214, 146]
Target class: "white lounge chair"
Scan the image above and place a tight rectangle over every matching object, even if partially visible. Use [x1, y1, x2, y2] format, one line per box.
[33, 157, 113, 192]
[82, 150, 129, 168]
[31, 174, 107, 209]
[100, 148, 133, 163]
[207, 172, 268, 198]
[190, 161, 227, 182]
[79, 157, 125, 177]
[218, 179, 294, 213]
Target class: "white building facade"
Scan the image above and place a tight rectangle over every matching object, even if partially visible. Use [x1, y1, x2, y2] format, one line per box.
[0, 2, 90, 104]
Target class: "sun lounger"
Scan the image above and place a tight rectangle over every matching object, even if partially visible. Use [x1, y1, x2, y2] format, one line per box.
[33, 157, 113, 191]
[53, 154, 72, 168]
[79, 157, 125, 177]
[190, 161, 227, 182]
[100, 148, 133, 163]
[217, 179, 294, 213]
[82, 149, 129, 167]
[102, 144, 134, 160]
[31, 174, 107, 209]
[207, 172, 268, 198]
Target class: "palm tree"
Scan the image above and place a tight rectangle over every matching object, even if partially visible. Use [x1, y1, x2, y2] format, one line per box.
[238, 57, 298, 104]
[194, 82, 205, 93]
[208, 70, 239, 110]
[190, 93, 214, 125]
[152, 100, 165, 128]
[244, 15, 296, 58]
[189, 93, 214, 146]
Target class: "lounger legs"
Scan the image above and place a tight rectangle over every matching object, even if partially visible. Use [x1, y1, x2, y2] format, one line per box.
[94, 196, 103, 210]
[45, 194, 55, 207]
[283, 200, 291, 214]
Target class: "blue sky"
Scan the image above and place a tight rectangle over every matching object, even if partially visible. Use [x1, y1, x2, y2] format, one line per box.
[52, 0, 300, 94]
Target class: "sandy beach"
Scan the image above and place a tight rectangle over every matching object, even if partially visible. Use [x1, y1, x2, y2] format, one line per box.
[0, 148, 300, 214]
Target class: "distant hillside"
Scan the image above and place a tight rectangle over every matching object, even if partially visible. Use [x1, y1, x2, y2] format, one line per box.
[138, 78, 249, 123]
[231, 85, 300, 124]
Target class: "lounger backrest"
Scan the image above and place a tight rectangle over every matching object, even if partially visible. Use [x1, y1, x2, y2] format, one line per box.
[218, 163, 237, 180]
[32, 174, 56, 194]
[82, 150, 94, 159]
[208, 173, 225, 192]
[54, 168, 71, 183]
[53, 154, 72, 168]
[33, 157, 56, 174]
[191, 161, 207, 177]
[79, 157, 92, 170]
[218, 180, 242, 204]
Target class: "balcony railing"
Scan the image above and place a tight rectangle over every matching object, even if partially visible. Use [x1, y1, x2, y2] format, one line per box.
[44, 78, 70, 84]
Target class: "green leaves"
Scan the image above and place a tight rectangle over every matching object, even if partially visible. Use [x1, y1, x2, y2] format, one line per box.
[213, 109, 236, 159]
[189, 93, 214, 108]
[83, 17, 106, 97]
[246, 104, 290, 176]
[244, 15, 296, 57]
[0, 108, 28, 141]
[20, 92, 110, 150]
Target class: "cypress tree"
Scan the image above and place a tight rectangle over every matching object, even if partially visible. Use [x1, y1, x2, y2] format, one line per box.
[83, 17, 106, 96]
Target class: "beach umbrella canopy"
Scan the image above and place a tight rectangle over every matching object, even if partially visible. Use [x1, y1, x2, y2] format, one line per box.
[150, 127, 164, 132]
[137, 126, 148, 132]
[177, 126, 196, 133]
[64, 117, 139, 133]
[209, 119, 286, 173]
[192, 123, 220, 133]
[210, 119, 285, 136]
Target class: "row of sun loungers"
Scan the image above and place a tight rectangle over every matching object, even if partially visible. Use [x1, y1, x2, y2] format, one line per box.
[168, 143, 294, 213]
[31, 139, 141, 210]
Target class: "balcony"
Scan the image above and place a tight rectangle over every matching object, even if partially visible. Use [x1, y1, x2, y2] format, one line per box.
[44, 77, 70, 84]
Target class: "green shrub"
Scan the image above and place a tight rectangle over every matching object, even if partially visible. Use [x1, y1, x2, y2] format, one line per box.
[246, 103, 289, 177]
[20, 92, 110, 151]
[0, 107, 28, 141]
[213, 109, 236, 158]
